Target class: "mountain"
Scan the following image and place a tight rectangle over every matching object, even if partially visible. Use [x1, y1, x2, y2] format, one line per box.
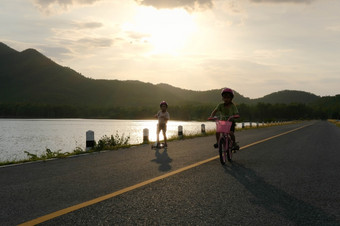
[1, 42, 339, 120]
[253, 90, 320, 104]
[0, 42, 251, 107]
[0, 42, 335, 109]
[0, 42, 18, 56]
[0, 44, 90, 105]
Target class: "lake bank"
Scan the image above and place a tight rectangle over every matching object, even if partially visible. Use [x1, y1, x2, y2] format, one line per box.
[0, 119, 296, 166]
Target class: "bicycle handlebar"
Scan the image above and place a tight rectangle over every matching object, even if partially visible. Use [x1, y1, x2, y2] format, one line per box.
[208, 114, 240, 121]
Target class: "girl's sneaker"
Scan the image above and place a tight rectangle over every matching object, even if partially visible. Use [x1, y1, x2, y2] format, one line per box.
[232, 142, 240, 150]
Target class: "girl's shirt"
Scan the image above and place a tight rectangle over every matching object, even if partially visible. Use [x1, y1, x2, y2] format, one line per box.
[214, 102, 239, 121]
[157, 111, 170, 124]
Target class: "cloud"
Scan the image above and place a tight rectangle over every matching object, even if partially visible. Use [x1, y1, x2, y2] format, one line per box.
[135, 0, 314, 11]
[124, 31, 151, 43]
[34, 0, 101, 7]
[249, 0, 314, 3]
[135, 0, 213, 10]
[74, 22, 103, 29]
[40, 46, 72, 61]
[77, 37, 114, 47]
[49, 37, 115, 61]
[33, 0, 102, 14]
[326, 25, 340, 32]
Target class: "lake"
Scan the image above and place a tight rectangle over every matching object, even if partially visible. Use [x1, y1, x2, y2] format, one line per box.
[0, 119, 221, 162]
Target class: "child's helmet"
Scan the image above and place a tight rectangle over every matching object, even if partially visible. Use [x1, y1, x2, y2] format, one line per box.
[160, 101, 168, 107]
[221, 88, 234, 98]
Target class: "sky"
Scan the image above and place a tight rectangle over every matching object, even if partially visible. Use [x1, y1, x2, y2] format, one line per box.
[1, 0, 340, 98]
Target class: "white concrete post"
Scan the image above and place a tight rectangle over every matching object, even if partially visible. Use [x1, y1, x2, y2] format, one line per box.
[178, 125, 183, 138]
[201, 124, 206, 134]
[86, 130, 95, 151]
[143, 128, 149, 144]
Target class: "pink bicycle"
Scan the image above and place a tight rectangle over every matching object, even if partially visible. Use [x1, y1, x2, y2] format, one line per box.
[209, 115, 240, 165]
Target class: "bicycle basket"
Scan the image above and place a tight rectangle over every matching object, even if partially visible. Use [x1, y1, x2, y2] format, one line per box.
[216, 121, 232, 133]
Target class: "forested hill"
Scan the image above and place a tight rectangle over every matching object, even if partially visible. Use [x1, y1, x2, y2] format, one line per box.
[0, 42, 324, 106]
[0, 42, 254, 107]
[1, 42, 339, 120]
[252, 90, 320, 104]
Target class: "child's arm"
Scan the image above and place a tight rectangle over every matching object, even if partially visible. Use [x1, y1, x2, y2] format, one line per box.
[163, 112, 170, 123]
[154, 111, 160, 119]
[210, 109, 217, 117]
[232, 104, 239, 115]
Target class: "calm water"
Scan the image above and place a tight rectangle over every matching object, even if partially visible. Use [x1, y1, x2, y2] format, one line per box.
[0, 119, 220, 162]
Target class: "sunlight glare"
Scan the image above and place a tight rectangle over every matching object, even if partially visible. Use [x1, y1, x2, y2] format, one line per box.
[125, 7, 196, 55]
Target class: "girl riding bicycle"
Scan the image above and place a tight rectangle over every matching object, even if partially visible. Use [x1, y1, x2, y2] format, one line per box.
[210, 88, 239, 150]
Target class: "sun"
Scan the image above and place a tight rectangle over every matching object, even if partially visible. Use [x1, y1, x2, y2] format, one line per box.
[125, 7, 196, 55]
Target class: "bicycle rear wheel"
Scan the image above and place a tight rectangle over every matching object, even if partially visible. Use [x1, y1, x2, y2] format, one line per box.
[227, 138, 232, 162]
[219, 138, 226, 165]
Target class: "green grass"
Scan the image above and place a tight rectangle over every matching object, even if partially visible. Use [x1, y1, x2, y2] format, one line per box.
[0, 132, 133, 167]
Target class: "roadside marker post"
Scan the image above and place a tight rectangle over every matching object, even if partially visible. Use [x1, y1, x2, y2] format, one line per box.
[178, 125, 183, 138]
[86, 130, 95, 151]
[143, 128, 149, 144]
[201, 124, 206, 134]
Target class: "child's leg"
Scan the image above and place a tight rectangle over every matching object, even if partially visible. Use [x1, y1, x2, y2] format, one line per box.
[214, 132, 220, 148]
[230, 131, 235, 143]
[215, 132, 220, 143]
[156, 124, 160, 143]
[163, 130, 167, 145]
[230, 122, 236, 143]
[163, 124, 167, 145]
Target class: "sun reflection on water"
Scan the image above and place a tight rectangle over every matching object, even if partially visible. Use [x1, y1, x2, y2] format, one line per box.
[0, 119, 217, 161]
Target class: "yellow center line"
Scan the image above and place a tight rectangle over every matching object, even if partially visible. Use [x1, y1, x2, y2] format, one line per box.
[240, 124, 310, 150]
[18, 124, 310, 226]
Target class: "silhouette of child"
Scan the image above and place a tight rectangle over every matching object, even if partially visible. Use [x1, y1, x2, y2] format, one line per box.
[154, 101, 170, 147]
[210, 88, 239, 150]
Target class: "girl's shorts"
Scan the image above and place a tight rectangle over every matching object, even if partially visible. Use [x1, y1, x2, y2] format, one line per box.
[157, 123, 167, 132]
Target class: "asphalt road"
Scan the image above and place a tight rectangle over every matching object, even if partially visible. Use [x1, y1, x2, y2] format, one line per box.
[1, 120, 339, 225]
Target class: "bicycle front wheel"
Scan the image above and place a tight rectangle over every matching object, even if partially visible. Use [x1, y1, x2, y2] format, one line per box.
[219, 138, 227, 165]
